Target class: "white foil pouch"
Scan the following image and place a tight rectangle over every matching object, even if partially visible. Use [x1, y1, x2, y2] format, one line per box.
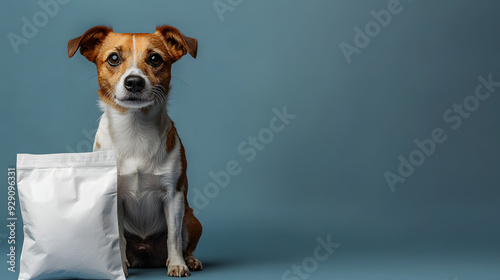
[17, 151, 125, 280]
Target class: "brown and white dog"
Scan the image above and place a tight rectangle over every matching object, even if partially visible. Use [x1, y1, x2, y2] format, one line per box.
[67, 26, 202, 277]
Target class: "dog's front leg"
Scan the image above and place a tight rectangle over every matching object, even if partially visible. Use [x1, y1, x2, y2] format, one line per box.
[118, 198, 130, 277]
[165, 190, 189, 277]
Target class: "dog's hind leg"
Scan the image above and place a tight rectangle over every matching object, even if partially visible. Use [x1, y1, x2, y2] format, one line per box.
[183, 207, 203, 271]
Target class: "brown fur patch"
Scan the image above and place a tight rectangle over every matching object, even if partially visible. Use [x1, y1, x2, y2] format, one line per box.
[183, 207, 203, 259]
[166, 121, 187, 193]
[166, 122, 177, 153]
[176, 143, 187, 192]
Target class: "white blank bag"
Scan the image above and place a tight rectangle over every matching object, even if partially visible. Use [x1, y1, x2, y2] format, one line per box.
[17, 151, 125, 280]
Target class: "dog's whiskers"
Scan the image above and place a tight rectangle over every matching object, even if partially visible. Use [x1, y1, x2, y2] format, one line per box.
[102, 86, 119, 105]
[151, 85, 167, 107]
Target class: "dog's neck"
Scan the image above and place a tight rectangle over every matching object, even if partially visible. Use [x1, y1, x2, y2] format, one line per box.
[100, 100, 172, 159]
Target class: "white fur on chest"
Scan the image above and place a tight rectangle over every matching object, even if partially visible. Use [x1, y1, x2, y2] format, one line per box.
[94, 101, 182, 237]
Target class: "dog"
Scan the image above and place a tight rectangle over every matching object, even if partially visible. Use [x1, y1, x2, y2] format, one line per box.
[67, 26, 202, 277]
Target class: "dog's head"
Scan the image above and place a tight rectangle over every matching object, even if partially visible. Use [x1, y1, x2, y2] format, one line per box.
[68, 26, 197, 111]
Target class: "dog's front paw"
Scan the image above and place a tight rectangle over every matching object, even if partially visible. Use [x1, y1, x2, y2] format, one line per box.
[167, 264, 190, 277]
[185, 256, 202, 271]
[167, 259, 190, 277]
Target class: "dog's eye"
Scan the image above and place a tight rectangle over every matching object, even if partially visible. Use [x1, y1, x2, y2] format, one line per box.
[148, 53, 164, 67]
[107, 53, 121, 66]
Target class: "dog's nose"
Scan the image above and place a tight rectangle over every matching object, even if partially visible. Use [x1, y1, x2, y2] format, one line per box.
[124, 75, 145, 93]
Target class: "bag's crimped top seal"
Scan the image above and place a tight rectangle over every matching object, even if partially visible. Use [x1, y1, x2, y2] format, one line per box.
[17, 150, 116, 169]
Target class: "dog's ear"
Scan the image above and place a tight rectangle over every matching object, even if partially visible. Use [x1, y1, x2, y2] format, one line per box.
[156, 25, 197, 61]
[67, 26, 113, 62]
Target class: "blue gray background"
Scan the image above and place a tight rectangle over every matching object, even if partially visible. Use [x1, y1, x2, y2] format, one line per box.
[1, 0, 499, 279]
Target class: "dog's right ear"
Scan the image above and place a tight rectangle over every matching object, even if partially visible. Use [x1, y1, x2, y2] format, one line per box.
[67, 26, 113, 62]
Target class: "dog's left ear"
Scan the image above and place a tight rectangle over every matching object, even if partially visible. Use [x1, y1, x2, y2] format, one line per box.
[156, 26, 197, 61]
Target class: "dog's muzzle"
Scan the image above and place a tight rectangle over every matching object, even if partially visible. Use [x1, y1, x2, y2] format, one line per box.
[124, 75, 146, 93]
